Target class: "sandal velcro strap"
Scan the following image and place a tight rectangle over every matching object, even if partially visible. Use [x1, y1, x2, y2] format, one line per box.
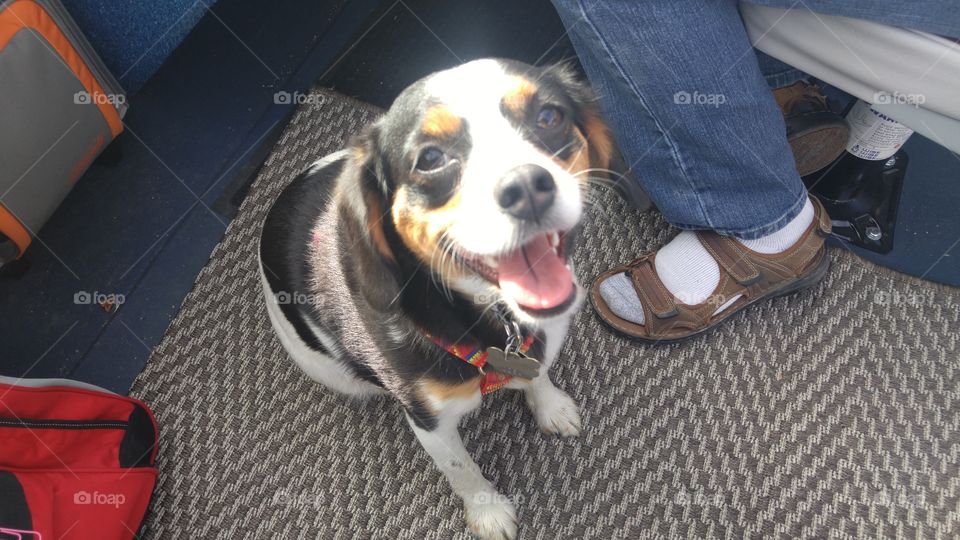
[814, 197, 833, 237]
[628, 260, 679, 319]
[696, 232, 761, 285]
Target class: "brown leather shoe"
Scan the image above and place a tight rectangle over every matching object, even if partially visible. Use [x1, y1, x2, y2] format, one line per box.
[774, 82, 849, 176]
[590, 197, 832, 343]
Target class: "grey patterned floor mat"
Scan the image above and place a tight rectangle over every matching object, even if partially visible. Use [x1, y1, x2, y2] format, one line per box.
[131, 88, 960, 539]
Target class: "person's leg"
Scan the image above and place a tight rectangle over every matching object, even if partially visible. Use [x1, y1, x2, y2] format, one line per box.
[551, 0, 958, 233]
[748, 0, 960, 39]
[552, 0, 816, 329]
[552, 0, 806, 238]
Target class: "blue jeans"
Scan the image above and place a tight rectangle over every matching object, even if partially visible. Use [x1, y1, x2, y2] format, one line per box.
[551, 0, 960, 239]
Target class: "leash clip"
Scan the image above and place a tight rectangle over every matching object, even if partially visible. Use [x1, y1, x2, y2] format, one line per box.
[494, 304, 522, 354]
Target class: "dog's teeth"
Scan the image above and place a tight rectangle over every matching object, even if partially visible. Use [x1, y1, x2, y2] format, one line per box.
[549, 232, 560, 248]
[483, 256, 497, 268]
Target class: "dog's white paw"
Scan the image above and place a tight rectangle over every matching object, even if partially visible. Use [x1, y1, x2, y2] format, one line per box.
[464, 495, 518, 540]
[526, 385, 582, 437]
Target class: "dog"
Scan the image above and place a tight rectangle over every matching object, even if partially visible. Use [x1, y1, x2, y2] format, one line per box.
[258, 58, 612, 539]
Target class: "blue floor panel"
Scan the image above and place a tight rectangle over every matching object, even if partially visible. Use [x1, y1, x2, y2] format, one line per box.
[70, 206, 227, 391]
[0, 0, 370, 393]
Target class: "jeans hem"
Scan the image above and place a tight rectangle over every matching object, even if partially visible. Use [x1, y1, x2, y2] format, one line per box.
[669, 190, 808, 240]
[764, 68, 807, 89]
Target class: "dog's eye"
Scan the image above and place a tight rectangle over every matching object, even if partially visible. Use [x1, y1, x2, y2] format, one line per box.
[536, 106, 564, 129]
[415, 147, 449, 172]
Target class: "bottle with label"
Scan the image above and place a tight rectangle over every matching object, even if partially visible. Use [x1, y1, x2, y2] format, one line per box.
[803, 100, 912, 254]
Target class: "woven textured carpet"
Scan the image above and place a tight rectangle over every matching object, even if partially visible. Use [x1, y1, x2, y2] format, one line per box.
[131, 88, 960, 539]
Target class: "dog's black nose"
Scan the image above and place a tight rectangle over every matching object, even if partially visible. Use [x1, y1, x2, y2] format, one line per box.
[495, 164, 556, 222]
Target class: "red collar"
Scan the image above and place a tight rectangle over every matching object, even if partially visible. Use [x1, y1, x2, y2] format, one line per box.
[422, 332, 537, 394]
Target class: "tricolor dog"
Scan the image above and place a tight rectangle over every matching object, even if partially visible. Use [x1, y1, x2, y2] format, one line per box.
[259, 58, 612, 539]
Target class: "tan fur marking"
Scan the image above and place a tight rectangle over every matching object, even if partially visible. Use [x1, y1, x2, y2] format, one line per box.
[364, 190, 394, 261]
[502, 78, 537, 115]
[420, 378, 482, 413]
[583, 109, 614, 171]
[392, 187, 468, 279]
[556, 127, 592, 184]
[421, 105, 462, 138]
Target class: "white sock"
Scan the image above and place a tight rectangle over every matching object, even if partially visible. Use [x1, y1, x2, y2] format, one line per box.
[599, 197, 814, 325]
[739, 197, 815, 254]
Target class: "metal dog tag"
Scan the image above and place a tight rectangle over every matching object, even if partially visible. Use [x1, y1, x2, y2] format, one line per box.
[485, 347, 541, 379]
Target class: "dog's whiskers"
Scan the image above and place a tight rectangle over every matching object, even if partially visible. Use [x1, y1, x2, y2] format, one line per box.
[549, 140, 578, 160]
[431, 230, 467, 302]
[572, 167, 621, 180]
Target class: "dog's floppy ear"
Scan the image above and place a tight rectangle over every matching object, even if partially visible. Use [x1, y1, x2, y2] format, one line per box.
[543, 63, 654, 208]
[339, 125, 403, 311]
[581, 105, 614, 173]
[544, 62, 614, 172]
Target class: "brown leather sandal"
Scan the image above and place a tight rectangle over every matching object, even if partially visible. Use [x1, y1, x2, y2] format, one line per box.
[590, 197, 833, 343]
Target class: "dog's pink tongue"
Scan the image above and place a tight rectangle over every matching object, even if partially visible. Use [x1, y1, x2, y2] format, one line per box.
[496, 235, 573, 310]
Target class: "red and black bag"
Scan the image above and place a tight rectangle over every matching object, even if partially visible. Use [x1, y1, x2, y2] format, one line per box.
[0, 379, 158, 540]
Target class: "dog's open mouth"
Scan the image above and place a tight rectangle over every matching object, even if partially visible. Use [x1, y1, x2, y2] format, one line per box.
[458, 231, 576, 313]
